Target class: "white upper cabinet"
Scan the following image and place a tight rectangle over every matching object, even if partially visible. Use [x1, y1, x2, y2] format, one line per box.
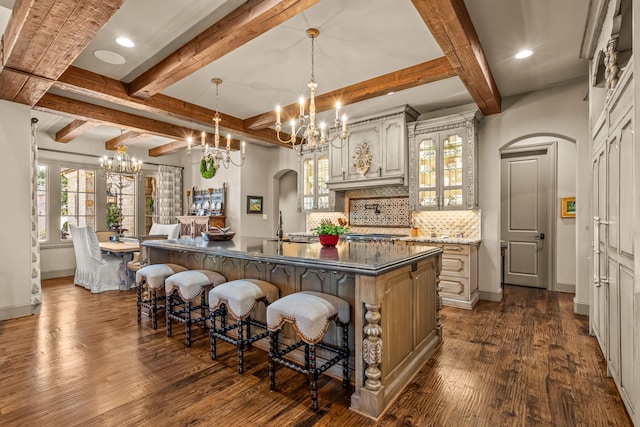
[408, 110, 481, 211]
[327, 106, 418, 191]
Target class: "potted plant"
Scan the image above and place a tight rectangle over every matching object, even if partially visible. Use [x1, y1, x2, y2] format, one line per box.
[311, 219, 349, 247]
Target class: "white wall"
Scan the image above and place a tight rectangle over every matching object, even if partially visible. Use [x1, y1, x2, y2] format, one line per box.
[478, 78, 590, 312]
[0, 101, 34, 319]
[556, 140, 577, 287]
[279, 170, 305, 234]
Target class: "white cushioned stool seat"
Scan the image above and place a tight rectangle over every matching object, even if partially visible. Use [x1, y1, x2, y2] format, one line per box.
[267, 291, 350, 344]
[165, 270, 226, 301]
[137, 263, 187, 289]
[209, 279, 279, 320]
[135, 263, 188, 329]
[267, 290, 350, 410]
[165, 269, 227, 347]
[209, 279, 280, 373]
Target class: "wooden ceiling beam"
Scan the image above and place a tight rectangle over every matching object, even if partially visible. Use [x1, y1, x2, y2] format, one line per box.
[148, 140, 186, 157]
[0, 0, 123, 105]
[104, 131, 149, 151]
[35, 93, 241, 152]
[128, 0, 320, 99]
[54, 66, 294, 148]
[245, 57, 457, 130]
[410, 0, 501, 115]
[55, 119, 100, 143]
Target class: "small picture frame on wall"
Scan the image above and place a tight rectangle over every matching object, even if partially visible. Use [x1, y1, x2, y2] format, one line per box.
[561, 197, 576, 218]
[247, 195, 263, 214]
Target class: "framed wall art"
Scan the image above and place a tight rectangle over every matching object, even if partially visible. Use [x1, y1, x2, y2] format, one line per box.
[561, 197, 576, 218]
[247, 195, 263, 214]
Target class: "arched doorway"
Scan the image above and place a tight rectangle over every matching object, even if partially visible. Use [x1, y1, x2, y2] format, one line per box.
[500, 136, 577, 292]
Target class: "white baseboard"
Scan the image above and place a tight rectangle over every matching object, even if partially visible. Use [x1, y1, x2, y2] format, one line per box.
[0, 304, 35, 321]
[573, 299, 589, 316]
[556, 282, 575, 293]
[479, 288, 503, 302]
[41, 269, 75, 280]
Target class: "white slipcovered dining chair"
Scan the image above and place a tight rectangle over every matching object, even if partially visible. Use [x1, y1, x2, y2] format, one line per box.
[69, 225, 122, 293]
[148, 222, 181, 240]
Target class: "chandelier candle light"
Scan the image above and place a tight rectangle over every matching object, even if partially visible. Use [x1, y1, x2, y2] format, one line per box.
[99, 129, 143, 179]
[275, 28, 347, 152]
[187, 78, 246, 175]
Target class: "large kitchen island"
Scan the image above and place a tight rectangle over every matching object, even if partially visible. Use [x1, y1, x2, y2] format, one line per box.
[143, 236, 442, 419]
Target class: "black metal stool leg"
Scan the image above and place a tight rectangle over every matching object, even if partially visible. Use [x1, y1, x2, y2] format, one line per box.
[342, 322, 349, 386]
[150, 289, 159, 330]
[309, 344, 318, 410]
[269, 330, 278, 391]
[136, 281, 142, 323]
[166, 293, 172, 337]
[185, 300, 192, 347]
[237, 318, 244, 374]
[210, 309, 217, 360]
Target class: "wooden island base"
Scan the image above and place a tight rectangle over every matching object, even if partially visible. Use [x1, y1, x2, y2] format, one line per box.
[144, 237, 442, 419]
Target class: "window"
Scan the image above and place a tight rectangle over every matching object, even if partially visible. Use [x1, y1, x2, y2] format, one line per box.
[106, 174, 137, 235]
[61, 167, 95, 239]
[37, 165, 47, 241]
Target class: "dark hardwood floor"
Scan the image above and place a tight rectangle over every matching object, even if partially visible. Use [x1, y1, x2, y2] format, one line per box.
[0, 278, 632, 426]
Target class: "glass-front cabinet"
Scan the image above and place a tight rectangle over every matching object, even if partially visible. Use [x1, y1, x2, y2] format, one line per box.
[299, 147, 343, 212]
[409, 110, 481, 211]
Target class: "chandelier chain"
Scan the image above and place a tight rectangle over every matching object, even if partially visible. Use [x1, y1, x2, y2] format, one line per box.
[273, 28, 347, 153]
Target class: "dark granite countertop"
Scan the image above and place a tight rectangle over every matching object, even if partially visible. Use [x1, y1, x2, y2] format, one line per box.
[143, 236, 441, 276]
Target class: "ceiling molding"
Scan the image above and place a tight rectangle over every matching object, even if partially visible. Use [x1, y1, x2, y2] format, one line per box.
[55, 119, 100, 143]
[411, 0, 501, 115]
[244, 57, 457, 130]
[128, 0, 321, 99]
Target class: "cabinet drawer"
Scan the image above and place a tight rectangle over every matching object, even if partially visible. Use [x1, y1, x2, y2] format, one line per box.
[440, 254, 469, 278]
[438, 243, 470, 255]
[439, 276, 469, 300]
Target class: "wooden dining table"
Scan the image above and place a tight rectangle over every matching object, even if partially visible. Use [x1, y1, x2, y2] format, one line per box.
[99, 241, 140, 290]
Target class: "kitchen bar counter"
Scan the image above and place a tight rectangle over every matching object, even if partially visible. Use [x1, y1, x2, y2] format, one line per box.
[144, 236, 442, 420]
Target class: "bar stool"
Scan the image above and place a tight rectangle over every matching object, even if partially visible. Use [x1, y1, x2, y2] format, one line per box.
[209, 279, 279, 373]
[267, 291, 350, 410]
[165, 270, 226, 347]
[136, 263, 188, 329]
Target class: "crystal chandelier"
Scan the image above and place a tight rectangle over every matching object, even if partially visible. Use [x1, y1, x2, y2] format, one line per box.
[98, 129, 143, 179]
[275, 28, 347, 153]
[187, 78, 246, 170]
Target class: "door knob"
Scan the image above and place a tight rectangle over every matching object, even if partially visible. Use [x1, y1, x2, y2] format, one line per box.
[533, 233, 545, 240]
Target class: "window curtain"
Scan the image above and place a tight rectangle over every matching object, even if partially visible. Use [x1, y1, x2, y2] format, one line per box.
[30, 118, 42, 313]
[157, 165, 183, 224]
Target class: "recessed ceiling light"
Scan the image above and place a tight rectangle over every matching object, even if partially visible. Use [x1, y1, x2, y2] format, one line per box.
[387, 92, 395, 96]
[93, 50, 126, 65]
[115, 37, 135, 48]
[515, 49, 533, 59]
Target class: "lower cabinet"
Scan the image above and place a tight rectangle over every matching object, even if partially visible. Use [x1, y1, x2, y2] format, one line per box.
[397, 240, 479, 309]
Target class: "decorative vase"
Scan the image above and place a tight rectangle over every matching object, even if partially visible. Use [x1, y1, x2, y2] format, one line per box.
[319, 234, 340, 247]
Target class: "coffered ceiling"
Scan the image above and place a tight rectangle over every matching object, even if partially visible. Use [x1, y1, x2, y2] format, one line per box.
[0, 0, 589, 155]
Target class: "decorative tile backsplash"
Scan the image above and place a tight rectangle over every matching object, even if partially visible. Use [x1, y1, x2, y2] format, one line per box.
[412, 210, 481, 239]
[349, 197, 410, 227]
[305, 187, 480, 239]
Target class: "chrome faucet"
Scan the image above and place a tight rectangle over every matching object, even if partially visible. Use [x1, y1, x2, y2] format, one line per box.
[277, 211, 284, 241]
